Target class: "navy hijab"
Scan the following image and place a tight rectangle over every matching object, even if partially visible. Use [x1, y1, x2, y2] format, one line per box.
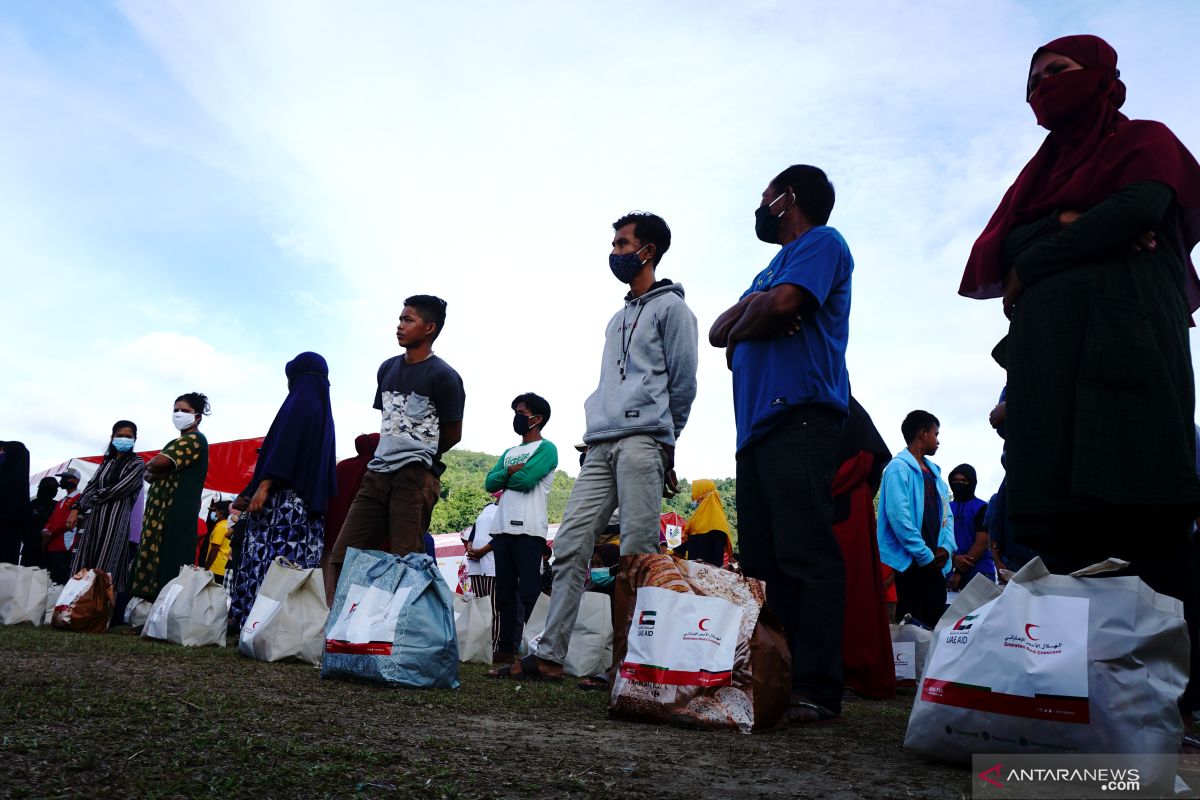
[250, 352, 338, 513]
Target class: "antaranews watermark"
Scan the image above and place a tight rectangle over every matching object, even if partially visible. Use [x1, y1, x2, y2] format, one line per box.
[971, 754, 1200, 798]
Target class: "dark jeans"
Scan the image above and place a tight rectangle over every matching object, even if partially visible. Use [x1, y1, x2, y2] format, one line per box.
[737, 405, 845, 713]
[492, 534, 546, 655]
[894, 562, 947, 630]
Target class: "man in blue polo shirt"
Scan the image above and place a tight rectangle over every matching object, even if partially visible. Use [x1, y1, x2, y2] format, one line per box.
[710, 164, 853, 723]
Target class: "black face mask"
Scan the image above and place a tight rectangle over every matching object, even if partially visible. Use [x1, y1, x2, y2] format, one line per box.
[754, 191, 790, 244]
[513, 414, 539, 436]
[950, 482, 971, 500]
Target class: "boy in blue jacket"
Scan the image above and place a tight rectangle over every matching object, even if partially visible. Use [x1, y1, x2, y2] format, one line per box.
[877, 410, 955, 628]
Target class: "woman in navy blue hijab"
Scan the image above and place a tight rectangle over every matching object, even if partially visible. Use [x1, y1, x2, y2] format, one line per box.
[228, 352, 337, 628]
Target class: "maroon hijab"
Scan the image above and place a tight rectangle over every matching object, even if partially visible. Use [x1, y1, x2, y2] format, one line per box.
[323, 432, 380, 554]
[959, 34, 1200, 312]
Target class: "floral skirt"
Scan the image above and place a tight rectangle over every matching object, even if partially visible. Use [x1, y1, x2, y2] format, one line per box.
[227, 489, 324, 628]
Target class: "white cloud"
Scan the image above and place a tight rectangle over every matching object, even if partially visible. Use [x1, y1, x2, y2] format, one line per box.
[1, 0, 1198, 503]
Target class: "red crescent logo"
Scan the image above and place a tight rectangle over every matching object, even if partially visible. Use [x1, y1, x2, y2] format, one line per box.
[1025, 624, 1039, 640]
[698, 618, 710, 631]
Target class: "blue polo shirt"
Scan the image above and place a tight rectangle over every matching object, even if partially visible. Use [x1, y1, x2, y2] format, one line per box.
[732, 226, 853, 452]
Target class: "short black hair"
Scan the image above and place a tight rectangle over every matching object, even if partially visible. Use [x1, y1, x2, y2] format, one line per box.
[112, 419, 138, 436]
[512, 392, 551, 429]
[404, 295, 448, 340]
[175, 393, 211, 415]
[770, 165, 835, 225]
[612, 211, 671, 266]
[901, 410, 940, 444]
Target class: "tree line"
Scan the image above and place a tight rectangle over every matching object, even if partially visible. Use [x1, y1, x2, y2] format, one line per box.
[429, 450, 737, 537]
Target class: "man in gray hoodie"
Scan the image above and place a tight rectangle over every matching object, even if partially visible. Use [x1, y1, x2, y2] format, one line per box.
[491, 211, 698, 681]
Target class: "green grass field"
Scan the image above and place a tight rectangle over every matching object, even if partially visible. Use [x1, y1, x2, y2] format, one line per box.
[0, 624, 968, 799]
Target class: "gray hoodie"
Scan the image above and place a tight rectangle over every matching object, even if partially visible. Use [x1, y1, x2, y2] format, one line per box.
[583, 280, 698, 446]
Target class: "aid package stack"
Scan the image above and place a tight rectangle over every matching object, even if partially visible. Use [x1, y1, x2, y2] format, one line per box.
[142, 565, 228, 647]
[51, 569, 114, 633]
[0, 564, 52, 626]
[239, 557, 329, 665]
[904, 557, 1188, 771]
[609, 554, 790, 733]
[321, 548, 459, 688]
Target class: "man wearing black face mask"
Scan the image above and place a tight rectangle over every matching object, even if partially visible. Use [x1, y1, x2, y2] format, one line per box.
[491, 212, 698, 682]
[484, 393, 559, 663]
[710, 165, 854, 723]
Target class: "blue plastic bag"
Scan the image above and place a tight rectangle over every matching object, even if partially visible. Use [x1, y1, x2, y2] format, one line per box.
[320, 548, 460, 689]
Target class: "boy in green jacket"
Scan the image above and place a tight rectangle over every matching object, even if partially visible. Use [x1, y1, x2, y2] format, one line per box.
[484, 393, 558, 662]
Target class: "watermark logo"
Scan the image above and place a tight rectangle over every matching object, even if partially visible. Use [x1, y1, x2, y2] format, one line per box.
[978, 763, 1004, 789]
[969, 754, 1186, 798]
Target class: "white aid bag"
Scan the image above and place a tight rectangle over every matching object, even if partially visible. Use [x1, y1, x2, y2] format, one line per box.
[525, 591, 614, 677]
[0, 564, 51, 626]
[142, 565, 228, 647]
[43, 583, 64, 626]
[123, 597, 151, 627]
[239, 558, 329, 664]
[890, 615, 933, 685]
[454, 593, 494, 664]
[904, 558, 1188, 766]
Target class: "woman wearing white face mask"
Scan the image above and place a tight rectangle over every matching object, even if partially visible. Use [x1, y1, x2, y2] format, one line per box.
[70, 420, 147, 597]
[130, 392, 211, 602]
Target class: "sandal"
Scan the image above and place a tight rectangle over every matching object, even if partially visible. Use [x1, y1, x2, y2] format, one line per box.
[486, 654, 563, 682]
[783, 694, 841, 725]
[577, 676, 609, 692]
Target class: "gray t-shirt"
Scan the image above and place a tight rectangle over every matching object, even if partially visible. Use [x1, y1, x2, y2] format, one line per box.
[368, 354, 465, 475]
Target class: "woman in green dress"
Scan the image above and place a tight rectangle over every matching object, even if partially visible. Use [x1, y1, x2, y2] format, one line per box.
[959, 35, 1200, 709]
[130, 392, 210, 601]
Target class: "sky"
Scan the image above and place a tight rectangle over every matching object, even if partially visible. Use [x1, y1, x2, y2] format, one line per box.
[2, 0, 1199, 498]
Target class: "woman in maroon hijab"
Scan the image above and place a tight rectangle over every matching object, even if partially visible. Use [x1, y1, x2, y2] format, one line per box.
[322, 432, 380, 566]
[960, 35, 1200, 710]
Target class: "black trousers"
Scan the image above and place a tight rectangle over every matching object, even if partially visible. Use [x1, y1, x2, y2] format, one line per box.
[737, 405, 845, 713]
[46, 551, 73, 585]
[491, 534, 546, 655]
[894, 562, 947, 630]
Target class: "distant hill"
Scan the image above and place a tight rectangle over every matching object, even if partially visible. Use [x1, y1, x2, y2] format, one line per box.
[431, 449, 736, 537]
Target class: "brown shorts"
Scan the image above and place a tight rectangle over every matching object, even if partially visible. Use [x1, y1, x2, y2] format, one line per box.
[328, 464, 440, 565]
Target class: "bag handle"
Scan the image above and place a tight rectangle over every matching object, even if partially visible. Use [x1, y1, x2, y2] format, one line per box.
[1068, 558, 1130, 577]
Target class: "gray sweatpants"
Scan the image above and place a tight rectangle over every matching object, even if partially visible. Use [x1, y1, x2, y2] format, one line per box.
[533, 434, 666, 664]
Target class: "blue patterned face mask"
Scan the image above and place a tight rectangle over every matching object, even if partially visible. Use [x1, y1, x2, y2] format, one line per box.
[609, 245, 650, 283]
[589, 568, 615, 587]
[112, 437, 135, 452]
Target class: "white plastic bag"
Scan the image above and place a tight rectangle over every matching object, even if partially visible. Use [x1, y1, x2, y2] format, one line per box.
[239, 558, 329, 664]
[454, 593, 494, 664]
[890, 615, 933, 685]
[904, 558, 1188, 765]
[124, 597, 151, 627]
[142, 565, 228, 647]
[0, 564, 51, 626]
[524, 591, 613, 677]
[43, 583, 63, 626]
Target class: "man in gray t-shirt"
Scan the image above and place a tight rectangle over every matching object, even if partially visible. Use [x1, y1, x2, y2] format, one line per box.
[325, 294, 465, 604]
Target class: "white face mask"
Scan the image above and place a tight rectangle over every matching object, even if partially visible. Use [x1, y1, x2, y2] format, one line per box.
[172, 410, 197, 431]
